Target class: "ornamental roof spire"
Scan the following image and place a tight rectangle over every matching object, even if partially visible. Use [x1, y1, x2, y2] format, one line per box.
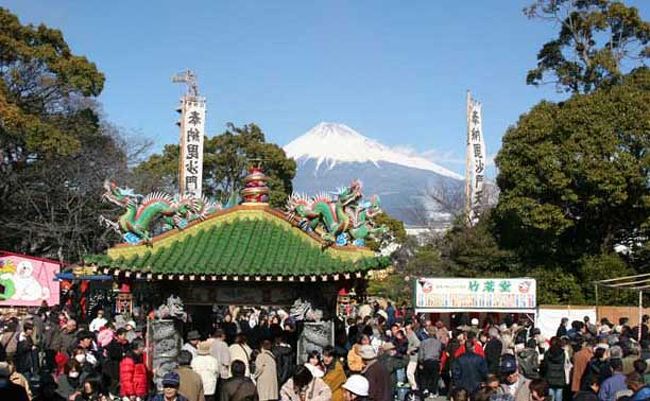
[241, 162, 270, 205]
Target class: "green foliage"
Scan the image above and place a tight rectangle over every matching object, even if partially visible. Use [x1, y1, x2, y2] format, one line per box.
[365, 212, 407, 251]
[578, 252, 636, 305]
[529, 267, 585, 305]
[0, 8, 128, 262]
[367, 274, 412, 305]
[0, 7, 105, 158]
[437, 212, 522, 276]
[495, 68, 650, 266]
[134, 123, 296, 208]
[525, 0, 650, 93]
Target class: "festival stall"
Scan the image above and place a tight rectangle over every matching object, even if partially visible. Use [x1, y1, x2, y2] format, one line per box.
[414, 277, 537, 326]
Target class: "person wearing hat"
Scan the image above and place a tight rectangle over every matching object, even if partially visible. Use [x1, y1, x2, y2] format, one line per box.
[377, 342, 407, 393]
[174, 350, 205, 401]
[125, 320, 138, 343]
[0, 361, 29, 401]
[497, 353, 530, 401]
[192, 342, 220, 401]
[359, 345, 391, 401]
[183, 330, 202, 359]
[342, 375, 369, 401]
[151, 372, 189, 401]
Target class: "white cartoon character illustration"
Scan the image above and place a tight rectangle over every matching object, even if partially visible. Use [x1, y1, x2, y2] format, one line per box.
[11, 260, 50, 301]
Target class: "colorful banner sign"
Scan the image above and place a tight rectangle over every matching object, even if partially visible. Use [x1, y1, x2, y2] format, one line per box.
[415, 278, 536, 311]
[178, 96, 206, 198]
[466, 92, 487, 225]
[0, 254, 60, 306]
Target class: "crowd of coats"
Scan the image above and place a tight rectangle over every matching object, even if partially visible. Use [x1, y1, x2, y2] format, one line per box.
[5, 304, 650, 401]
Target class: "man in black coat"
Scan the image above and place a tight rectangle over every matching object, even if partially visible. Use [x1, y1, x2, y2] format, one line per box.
[556, 318, 568, 338]
[451, 340, 487, 395]
[220, 360, 258, 401]
[14, 322, 36, 380]
[484, 327, 503, 375]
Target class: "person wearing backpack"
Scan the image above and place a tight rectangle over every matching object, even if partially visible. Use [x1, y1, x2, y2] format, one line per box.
[516, 340, 540, 380]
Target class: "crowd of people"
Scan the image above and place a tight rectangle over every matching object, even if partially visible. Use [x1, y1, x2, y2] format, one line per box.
[2, 302, 650, 401]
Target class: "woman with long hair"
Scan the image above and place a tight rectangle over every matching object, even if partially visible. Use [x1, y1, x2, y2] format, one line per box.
[322, 346, 346, 401]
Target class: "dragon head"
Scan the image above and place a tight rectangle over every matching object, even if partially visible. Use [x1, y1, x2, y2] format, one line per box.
[102, 180, 142, 207]
[338, 179, 363, 207]
[365, 195, 382, 218]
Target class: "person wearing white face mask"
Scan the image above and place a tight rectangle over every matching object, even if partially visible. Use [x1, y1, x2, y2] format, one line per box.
[76, 331, 99, 367]
[56, 359, 85, 400]
[0, 362, 29, 401]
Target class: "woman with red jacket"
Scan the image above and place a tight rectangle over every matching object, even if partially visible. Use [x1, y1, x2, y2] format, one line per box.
[120, 338, 149, 400]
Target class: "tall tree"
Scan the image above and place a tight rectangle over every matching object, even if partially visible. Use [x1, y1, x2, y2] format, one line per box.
[133, 123, 296, 208]
[525, 0, 650, 93]
[0, 8, 130, 262]
[495, 68, 650, 267]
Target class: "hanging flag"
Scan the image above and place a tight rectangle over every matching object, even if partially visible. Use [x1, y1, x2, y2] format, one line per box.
[465, 92, 487, 225]
[178, 96, 206, 198]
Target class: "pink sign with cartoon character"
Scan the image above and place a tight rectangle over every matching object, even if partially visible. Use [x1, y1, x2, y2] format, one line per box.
[0, 252, 60, 306]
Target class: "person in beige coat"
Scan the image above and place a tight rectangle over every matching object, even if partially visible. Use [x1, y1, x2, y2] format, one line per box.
[281, 365, 332, 401]
[255, 339, 279, 401]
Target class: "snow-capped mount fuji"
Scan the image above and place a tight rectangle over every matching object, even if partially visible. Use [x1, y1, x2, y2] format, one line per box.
[284, 122, 464, 226]
[285, 122, 463, 179]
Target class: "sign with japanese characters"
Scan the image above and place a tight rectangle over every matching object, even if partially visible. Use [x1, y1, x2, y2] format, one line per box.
[467, 95, 486, 225]
[178, 97, 206, 198]
[415, 278, 536, 311]
[0, 253, 60, 306]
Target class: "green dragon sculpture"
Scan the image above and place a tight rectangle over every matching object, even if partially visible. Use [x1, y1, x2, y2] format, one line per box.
[286, 180, 389, 246]
[100, 181, 221, 244]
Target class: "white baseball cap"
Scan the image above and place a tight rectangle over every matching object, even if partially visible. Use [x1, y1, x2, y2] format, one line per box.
[343, 375, 369, 396]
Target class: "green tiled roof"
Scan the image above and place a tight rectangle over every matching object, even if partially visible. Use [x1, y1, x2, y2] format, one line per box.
[87, 207, 390, 277]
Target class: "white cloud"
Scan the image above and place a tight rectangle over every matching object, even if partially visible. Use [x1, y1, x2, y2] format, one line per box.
[393, 145, 498, 175]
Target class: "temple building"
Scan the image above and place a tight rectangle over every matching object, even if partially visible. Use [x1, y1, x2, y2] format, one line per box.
[73, 166, 392, 333]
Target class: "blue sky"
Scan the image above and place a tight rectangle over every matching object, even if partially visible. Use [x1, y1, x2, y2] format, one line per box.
[3, 1, 648, 175]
